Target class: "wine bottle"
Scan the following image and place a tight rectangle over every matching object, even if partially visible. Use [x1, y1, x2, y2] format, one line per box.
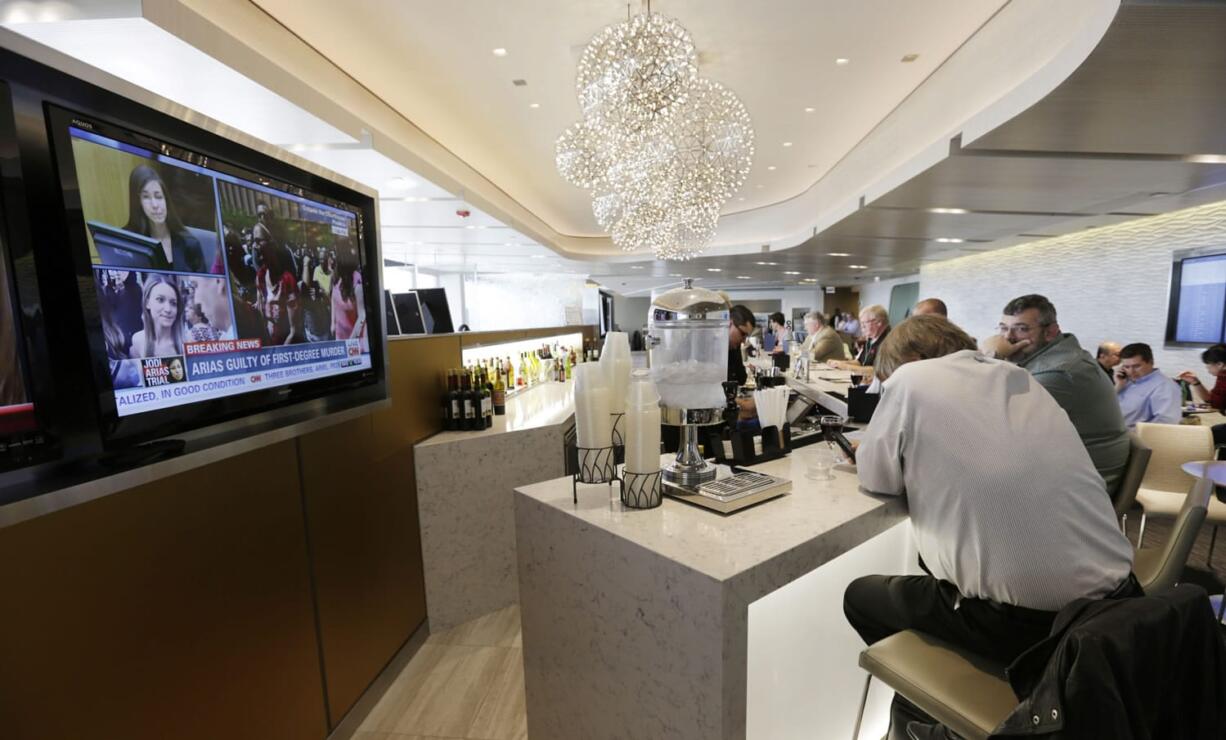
[493, 365, 507, 415]
[441, 370, 455, 430]
[460, 370, 476, 430]
[481, 368, 494, 428]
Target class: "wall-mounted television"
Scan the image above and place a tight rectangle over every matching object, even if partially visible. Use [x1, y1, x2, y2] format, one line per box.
[39, 89, 384, 448]
[1166, 251, 1226, 345]
[0, 79, 57, 472]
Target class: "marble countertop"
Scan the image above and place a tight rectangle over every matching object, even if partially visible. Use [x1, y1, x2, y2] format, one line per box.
[418, 380, 574, 448]
[515, 447, 906, 599]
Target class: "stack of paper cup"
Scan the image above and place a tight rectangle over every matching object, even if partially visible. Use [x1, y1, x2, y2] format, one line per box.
[599, 331, 632, 415]
[624, 369, 661, 474]
[574, 363, 613, 449]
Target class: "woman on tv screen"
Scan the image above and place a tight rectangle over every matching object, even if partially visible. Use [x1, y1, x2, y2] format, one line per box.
[124, 164, 205, 274]
[129, 273, 184, 359]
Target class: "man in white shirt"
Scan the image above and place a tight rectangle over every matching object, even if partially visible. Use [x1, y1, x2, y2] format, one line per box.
[1115, 342, 1182, 427]
[843, 315, 1138, 740]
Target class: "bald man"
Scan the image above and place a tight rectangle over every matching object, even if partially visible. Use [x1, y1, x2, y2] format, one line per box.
[913, 298, 948, 317]
[1097, 341, 1122, 379]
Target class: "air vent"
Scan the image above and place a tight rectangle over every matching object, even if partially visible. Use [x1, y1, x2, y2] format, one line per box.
[512, 79, 527, 87]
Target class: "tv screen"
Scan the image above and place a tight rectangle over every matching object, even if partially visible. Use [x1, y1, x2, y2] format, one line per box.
[48, 106, 380, 442]
[383, 289, 401, 336]
[415, 288, 454, 334]
[1170, 253, 1226, 343]
[392, 292, 426, 335]
[0, 200, 35, 439]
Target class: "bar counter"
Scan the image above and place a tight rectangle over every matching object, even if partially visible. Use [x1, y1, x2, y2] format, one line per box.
[414, 380, 574, 630]
[515, 450, 917, 740]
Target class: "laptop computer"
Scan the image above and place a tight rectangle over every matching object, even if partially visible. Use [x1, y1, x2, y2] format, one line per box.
[87, 221, 158, 270]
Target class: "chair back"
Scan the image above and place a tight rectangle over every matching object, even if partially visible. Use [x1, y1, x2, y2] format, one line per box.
[1113, 432, 1151, 517]
[1135, 468, 1213, 593]
[1135, 423, 1213, 494]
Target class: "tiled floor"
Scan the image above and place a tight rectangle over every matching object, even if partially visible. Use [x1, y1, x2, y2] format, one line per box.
[354, 606, 526, 740]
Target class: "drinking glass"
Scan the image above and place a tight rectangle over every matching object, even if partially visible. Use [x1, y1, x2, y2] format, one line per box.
[806, 446, 838, 481]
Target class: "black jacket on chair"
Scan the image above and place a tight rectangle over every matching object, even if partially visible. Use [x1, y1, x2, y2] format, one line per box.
[991, 584, 1226, 739]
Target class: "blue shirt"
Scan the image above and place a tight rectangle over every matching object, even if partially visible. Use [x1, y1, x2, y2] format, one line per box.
[1117, 368, 1183, 428]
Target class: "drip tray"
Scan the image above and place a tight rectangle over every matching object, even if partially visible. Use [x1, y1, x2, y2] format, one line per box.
[663, 468, 791, 514]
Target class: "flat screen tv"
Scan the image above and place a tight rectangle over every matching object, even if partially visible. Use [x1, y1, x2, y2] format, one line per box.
[383, 289, 401, 337]
[0, 79, 56, 471]
[392, 292, 426, 335]
[1166, 251, 1226, 345]
[47, 104, 384, 447]
[415, 288, 454, 334]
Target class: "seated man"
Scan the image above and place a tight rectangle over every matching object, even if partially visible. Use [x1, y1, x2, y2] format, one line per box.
[1097, 340, 1122, 378]
[829, 304, 890, 374]
[800, 310, 845, 363]
[845, 315, 1138, 740]
[1179, 344, 1226, 450]
[982, 294, 1130, 494]
[1115, 342, 1181, 427]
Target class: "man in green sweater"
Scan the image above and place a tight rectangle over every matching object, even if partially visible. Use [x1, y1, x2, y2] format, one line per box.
[982, 294, 1130, 495]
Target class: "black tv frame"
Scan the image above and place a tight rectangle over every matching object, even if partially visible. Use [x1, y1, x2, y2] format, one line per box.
[1164, 249, 1226, 347]
[2, 47, 387, 454]
[414, 288, 454, 334]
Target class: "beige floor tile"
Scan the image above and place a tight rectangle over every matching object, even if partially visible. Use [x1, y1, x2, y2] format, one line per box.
[429, 605, 521, 648]
[466, 648, 528, 740]
[365, 643, 514, 737]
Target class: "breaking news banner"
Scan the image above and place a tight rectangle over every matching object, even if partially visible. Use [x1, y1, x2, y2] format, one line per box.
[112, 339, 369, 416]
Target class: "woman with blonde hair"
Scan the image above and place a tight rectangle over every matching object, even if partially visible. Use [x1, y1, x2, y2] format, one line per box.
[129, 274, 184, 358]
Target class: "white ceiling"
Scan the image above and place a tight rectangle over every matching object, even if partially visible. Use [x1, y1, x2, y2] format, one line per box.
[249, 0, 1009, 237]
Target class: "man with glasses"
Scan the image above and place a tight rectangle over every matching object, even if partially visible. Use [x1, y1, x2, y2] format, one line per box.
[830, 304, 890, 376]
[728, 304, 756, 386]
[982, 294, 1129, 494]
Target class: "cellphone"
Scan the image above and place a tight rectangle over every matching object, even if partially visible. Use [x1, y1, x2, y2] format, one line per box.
[830, 429, 857, 464]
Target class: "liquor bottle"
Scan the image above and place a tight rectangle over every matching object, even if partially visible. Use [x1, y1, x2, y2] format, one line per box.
[460, 370, 476, 430]
[506, 356, 515, 389]
[566, 349, 575, 380]
[517, 353, 527, 387]
[481, 368, 494, 428]
[441, 370, 456, 430]
[493, 365, 507, 415]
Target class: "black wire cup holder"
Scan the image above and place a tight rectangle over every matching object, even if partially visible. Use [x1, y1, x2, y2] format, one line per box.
[573, 445, 617, 503]
[620, 469, 663, 509]
[611, 412, 626, 447]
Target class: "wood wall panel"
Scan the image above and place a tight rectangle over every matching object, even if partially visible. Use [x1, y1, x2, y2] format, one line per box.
[0, 441, 327, 740]
[298, 415, 425, 725]
[370, 335, 459, 461]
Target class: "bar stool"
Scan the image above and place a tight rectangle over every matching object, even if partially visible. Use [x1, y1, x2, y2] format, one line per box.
[853, 631, 1014, 740]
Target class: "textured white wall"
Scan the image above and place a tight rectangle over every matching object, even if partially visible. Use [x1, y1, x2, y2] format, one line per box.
[920, 200, 1226, 375]
[462, 273, 589, 331]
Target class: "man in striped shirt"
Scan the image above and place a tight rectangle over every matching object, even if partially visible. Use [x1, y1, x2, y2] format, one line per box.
[843, 315, 1138, 740]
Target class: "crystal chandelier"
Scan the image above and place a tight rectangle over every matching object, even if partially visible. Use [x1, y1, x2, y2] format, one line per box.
[556, 11, 754, 261]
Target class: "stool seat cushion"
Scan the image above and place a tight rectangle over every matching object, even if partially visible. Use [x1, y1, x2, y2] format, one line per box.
[859, 630, 1017, 740]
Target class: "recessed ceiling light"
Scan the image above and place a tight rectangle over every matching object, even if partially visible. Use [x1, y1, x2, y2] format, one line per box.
[530, 255, 547, 259]
[827, 252, 851, 257]
[738, 197, 746, 201]
[835, 57, 850, 66]
[929, 208, 968, 215]
[492, 48, 508, 57]
[529, 102, 540, 109]
[849, 264, 868, 269]
[630, 265, 644, 269]
[784, 271, 801, 275]
[782, 142, 793, 148]
[874, 276, 881, 282]
[804, 107, 815, 113]
[935, 237, 965, 243]
[755, 261, 778, 266]
[767, 165, 777, 171]
[736, 275, 752, 280]
[707, 268, 722, 272]
[669, 273, 683, 277]
[901, 53, 919, 63]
